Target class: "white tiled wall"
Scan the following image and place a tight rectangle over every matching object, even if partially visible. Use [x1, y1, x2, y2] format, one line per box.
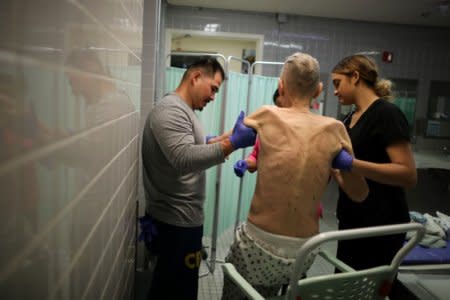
[164, 5, 450, 148]
[0, 0, 143, 299]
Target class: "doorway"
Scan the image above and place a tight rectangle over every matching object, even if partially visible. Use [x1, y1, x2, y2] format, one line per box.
[165, 29, 264, 73]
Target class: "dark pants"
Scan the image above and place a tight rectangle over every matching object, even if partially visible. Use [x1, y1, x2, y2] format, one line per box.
[336, 233, 405, 271]
[147, 219, 203, 300]
[336, 222, 415, 300]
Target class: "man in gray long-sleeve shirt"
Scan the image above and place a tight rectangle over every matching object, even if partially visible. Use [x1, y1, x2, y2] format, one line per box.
[141, 57, 256, 300]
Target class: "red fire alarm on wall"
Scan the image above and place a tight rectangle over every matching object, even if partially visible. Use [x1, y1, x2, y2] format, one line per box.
[382, 51, 393, 63]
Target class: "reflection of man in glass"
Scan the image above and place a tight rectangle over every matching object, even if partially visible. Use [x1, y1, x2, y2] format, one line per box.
[61, 49, 137, 176]
[0, 74, 49, 298]
[65, 49, 136, 129]
[62, 50, 137, 276]
[62, 48, 137, 183]
[0, 74, 41, 226]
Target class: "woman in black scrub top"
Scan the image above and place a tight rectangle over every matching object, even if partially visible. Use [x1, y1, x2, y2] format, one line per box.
[331, 55, 417, 299]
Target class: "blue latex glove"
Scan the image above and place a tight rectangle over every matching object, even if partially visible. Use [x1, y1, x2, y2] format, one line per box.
[229, 111, 256, 149]
[205, 135, 216, 144]
[138, 215, 158, 249]
[332, 149, 353, 171]
[233, 160, 248, 177]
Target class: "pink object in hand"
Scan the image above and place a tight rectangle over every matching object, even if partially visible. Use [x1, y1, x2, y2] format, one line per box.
[247, 138, 260, 162]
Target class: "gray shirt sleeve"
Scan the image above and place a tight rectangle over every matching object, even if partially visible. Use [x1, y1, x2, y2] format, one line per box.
[150, 104, 224, 174]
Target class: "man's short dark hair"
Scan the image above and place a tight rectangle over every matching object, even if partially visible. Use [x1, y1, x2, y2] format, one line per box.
[181, 56, 225, 82]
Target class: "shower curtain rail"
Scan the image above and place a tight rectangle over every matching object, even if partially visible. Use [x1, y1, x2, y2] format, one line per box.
[165, 51, 228, 74]
[227, 55, 251, 73]
[247, 61, 284, 116]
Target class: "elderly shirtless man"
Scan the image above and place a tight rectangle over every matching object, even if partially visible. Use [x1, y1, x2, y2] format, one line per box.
[221, 52, 368, 300]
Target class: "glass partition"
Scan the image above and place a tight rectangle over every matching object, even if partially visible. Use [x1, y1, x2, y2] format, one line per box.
[425, 81, 450, 139]
[391, 78, 418, 135]
[337, 78, 418, 134]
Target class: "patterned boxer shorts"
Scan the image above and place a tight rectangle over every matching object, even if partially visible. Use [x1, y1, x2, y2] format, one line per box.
[221, 223, 317, 299]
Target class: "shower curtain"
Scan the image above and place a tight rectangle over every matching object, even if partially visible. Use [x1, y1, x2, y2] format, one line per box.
[393, 97, 416, 126]
[164, 67, 279, 236]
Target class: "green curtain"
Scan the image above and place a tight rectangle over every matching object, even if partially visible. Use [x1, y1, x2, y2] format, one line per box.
[213, 71, 249, 237]
[235, 74, 279, 224]
[164, 66, 185, 92]
[214, 73, 279, 236]
[163, 67, 279, 236]
[393, 97, 416, 126]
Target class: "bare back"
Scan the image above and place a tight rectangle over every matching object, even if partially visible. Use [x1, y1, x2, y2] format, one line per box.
[244, 105, 352, 238]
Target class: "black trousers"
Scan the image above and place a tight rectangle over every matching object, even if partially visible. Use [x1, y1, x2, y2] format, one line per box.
[336, 233, 405, 271]
[335, 222, 417, 300]
[147, 219, 203, 300]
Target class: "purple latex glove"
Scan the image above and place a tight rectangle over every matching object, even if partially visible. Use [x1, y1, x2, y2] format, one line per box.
[138, 215, 158, 246]
[229, 111, 256, 149]
[233, 160, 248, 177]
[332, 149, 353, 171]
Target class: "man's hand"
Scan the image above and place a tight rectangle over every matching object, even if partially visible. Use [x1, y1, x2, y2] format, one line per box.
[229, 111, 256, 149]
[332, 149, 353, 171]
[233, 160, 248, 177]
